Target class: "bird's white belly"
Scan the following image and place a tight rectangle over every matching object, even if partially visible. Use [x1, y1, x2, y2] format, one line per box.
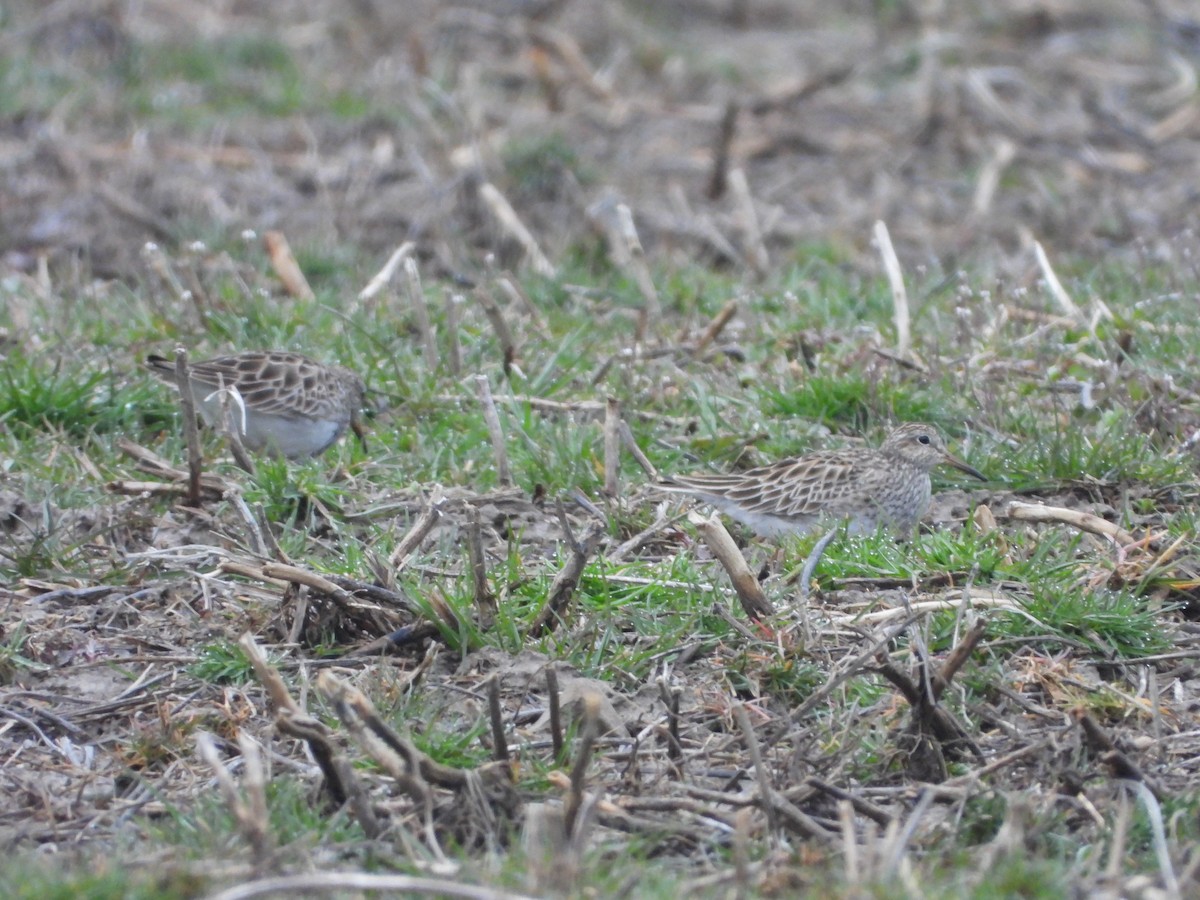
[243, 414, 341, 458]
[193, 393, 339, 458]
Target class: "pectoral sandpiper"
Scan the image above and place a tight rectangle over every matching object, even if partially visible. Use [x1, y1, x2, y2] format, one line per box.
[657, 422, 986, 539]
[146, 350, 367, 459]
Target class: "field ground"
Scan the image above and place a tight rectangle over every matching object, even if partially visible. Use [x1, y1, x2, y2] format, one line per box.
[3, 1, 1200, 897]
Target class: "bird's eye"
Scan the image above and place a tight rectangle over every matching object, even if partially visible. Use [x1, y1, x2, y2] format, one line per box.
[917, 434, 931, 445]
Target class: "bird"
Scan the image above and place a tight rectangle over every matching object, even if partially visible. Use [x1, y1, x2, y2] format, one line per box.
[146, 350, 367, 459]
[656, 422, 986, 539]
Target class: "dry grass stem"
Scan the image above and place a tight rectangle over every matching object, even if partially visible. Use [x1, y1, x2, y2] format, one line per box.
[466, 507, 497, 624]
[529, 24, 615, 103]
[495, 273, 549, 336]
[546, 666, 564, 762]
[474, 288, 519, 373]
[1004, 500, 1139, 546]
[836, 590, 1020, 624]
[603, 396, 621, 496]
[262, 230, 314, 301]
[195, 731, 274, 870]
[618, 420, 658, 479]
[227, 488, 267, 557]
[487, 674, 509, 762]
[473, 374, 512, 485]
[1032, 239, 1085, 323]
[873, 220, 910, 358]
[528, 522, 604, 637]
[477, 181, 555, 277]
[616, 203, 661, 323]
[238, 632, 300, 715]
[972, 138, 1017, 216]
[707, 99, 737, 200]
[404, 257, 439, 370]
[729, 169, 768, 275]
[733, 702, 778, 836]
[357, 240, 415, 302]
[693, 298, 739, 355]
[444, 291, 464, 376]
[209, 873, 538, 900]
[389, 495, 444, 571]
[689, 511, 774, 620]
[217, 382, 257, 474]
[171, 348, 204, 507]
[564, 692, 601, 834]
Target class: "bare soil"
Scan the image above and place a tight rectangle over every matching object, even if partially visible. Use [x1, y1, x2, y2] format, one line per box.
[3, 1, 1200, 896]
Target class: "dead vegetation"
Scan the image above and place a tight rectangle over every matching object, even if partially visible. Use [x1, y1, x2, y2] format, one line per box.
[3, 1, 1200, 898]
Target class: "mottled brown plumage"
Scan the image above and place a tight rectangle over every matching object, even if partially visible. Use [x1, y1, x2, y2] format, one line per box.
[146, 350, 366, 459]
[657, 423, 985, 538]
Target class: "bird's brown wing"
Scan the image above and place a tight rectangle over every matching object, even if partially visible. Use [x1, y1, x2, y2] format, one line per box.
[663, 449, 875, 519]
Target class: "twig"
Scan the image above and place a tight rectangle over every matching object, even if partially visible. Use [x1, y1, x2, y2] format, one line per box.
[237, 633, 300, 715]
[477, 181, 555, 277]
[474, 287, 519, 374]
[616, 203, 661, 325]
[729, 169, 768, 275]
[564, 693, 601, 835]
[528, 523, 604, 637]
[389, 495, 444, 571]
[263, 230, 314, 301]
[733, 702, 778, 836]
[972, 139, 1017, 216]
[692, 298, 738, 356]
[473, 374, 512, 485]
[444, 291, 464, 376]
[196, 731, 274, 870]
[358, 241, 415, 302]
[707, 99, 737, 200]
[237, 635, 382, 837]
[206, 873, 538, 900]
[657, 676, 684, 771]
[873, 220, 910, 358]
[487, 675, 509, 762]
[806, 777, 893, 827]
[404, 257, 439, 370]
[930, 619, 987, 700]
[618, 420, 658, 479]
[547, 666, 564, 762]
[466, 507, 496, 626]
[603, 396, 621, 497]
[170, 349, 204, 507]
[274, 708, 382, 837]
[1003, 500, 1139, 546]
[1032, 239, 1084, 324]
[495, 273, 549, 336]
[106, 479, 223, 500]
[689, 512, 774, 620]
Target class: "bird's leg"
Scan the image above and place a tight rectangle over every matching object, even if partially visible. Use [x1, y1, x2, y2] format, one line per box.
[798, 526, 839, 602]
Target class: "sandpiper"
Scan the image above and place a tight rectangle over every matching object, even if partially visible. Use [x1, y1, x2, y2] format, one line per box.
[657, 422, 986, 538]
[146, 350, 367, 459]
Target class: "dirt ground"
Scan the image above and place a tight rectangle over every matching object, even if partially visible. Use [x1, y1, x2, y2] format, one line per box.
[4, 0, 1200, 896]
[5, 0, 1200, 282]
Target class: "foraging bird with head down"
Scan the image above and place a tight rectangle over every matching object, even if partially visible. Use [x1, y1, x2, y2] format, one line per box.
[146, 350, 367, 460]
[656, 423, 986, 539]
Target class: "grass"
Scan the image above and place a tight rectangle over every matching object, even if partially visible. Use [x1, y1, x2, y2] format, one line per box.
[5, 15, 1200, 899]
